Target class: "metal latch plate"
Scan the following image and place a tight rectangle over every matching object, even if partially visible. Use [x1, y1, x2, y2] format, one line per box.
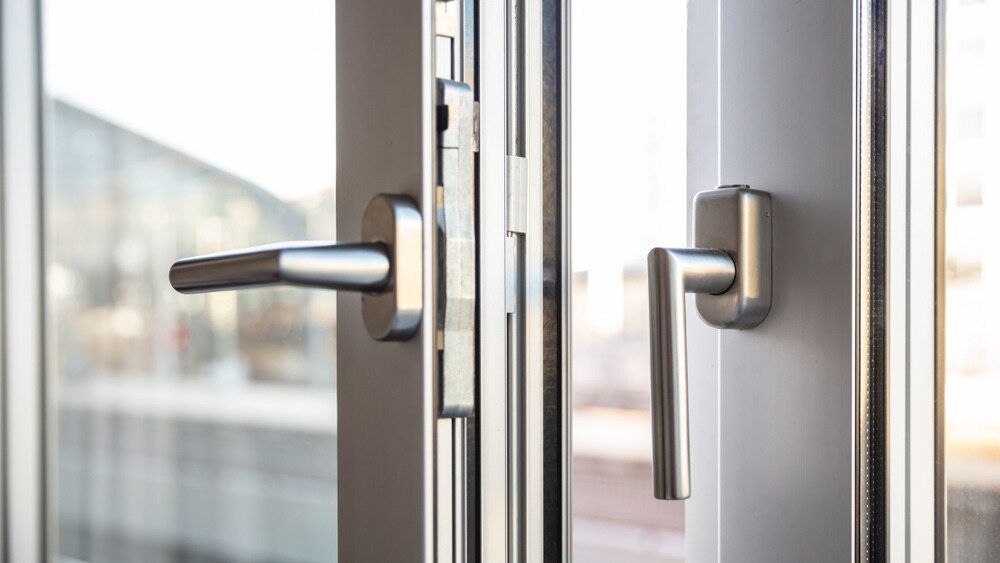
[436, 78, 476, 417]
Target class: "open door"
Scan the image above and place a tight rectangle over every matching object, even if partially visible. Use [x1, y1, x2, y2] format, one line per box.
[2, 0, 480, 560]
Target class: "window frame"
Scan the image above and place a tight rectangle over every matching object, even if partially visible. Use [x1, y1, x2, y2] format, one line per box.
[1, 0, 48, 559]
[881, 0, 940, 559]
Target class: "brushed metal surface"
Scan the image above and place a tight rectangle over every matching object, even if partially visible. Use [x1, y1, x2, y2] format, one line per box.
[169, 194, 424, 342]
[170, 242, 391, 293]
[694, 185, 773, 329]
[436, 78, 477, 417]
[646, 186, 771, 501]
[647, 248, 736, 500]
[361, 194, 424, 341]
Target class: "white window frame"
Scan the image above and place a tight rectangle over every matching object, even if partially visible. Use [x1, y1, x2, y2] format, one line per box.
[884, 0, 940, 559]
[1, 0, 47, 560]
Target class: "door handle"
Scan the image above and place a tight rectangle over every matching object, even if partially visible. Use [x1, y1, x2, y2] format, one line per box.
[646, 185, 772, 500]
[647, 248, 734, 500]
[169, 193, 422, 341]
[170, 242, 391, 293]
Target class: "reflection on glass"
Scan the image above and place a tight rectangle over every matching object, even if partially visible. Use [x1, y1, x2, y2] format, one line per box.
[570, 1, 687, 561]
[44, 1, 338, 561]
[945, 0, 1000, 559]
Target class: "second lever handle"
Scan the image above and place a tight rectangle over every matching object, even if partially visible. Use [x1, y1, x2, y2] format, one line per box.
[646, 185, 773, 501]
[647, 248, 735, 500]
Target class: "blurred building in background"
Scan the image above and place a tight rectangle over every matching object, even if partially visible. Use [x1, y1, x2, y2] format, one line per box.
[39, 0, 1000, 560]
[569, 1, 687, 561]
[49, 100, 339, 562]
[945, 0, 1000, 559]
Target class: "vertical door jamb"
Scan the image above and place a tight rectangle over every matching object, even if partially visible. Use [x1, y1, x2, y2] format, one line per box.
[479, 0, 511, 558]
[0, 0, 47, 562]
[884, 0, 942, 559]
[691, 0, 856, 560]
[335, 0, 436, 560]
[1, 0, 47, 560]
[491, 0, 545, 559]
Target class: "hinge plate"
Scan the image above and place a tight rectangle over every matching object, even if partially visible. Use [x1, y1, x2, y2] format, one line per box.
[506, 155, 527, 233]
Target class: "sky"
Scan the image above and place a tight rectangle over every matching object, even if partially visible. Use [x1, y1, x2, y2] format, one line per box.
[43, 0, 337, 201]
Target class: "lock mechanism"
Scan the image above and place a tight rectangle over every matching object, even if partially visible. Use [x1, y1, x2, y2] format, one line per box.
[435, 78, 477, 418]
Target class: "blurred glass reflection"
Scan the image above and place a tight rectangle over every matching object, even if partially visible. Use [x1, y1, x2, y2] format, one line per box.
[945, 0, 1000, 560]
[570, 1, 687, 561]
[43, 1, 338, 561]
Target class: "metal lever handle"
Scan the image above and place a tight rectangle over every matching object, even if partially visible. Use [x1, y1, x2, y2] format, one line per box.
[169, 193, 423, 341]
[647, 248, 735, 500]
[646, 184, 773, 501]
[170, 242, 391, 294]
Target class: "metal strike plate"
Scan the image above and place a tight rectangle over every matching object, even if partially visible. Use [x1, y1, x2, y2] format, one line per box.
[693, 185, 772, 329]
[436, 78, 476, 417]
[361, 194, 423, 341]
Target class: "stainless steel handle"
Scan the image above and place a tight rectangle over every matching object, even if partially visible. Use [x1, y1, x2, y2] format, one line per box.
[170, 242, 391, 293]
[647, 248, 735, 500]
[647, 185, 773, 500]
[169, 193, 423, 341]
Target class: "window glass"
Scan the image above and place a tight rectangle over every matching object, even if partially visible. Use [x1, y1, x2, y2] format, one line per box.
[43, 1, 339, 561]
[570, 1, 688, 560]
[944, 0, 1000, 559]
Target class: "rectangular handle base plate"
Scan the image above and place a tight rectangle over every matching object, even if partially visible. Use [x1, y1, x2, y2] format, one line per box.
[693, 185, 772, 329]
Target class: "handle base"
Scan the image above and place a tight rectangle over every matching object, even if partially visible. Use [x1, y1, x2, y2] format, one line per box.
[360, 194, 423, 341]
[694, 185, 772, 329]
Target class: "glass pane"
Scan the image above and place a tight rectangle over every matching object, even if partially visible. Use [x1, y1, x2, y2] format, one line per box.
[570, 1, 687, 561]
[944, 0, 1000, 559]
[42, 1, 338, 561]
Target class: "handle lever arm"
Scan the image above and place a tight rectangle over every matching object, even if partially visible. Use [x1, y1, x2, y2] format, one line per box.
[170, 241, 391, 294]
[647, 247, 735, 500]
